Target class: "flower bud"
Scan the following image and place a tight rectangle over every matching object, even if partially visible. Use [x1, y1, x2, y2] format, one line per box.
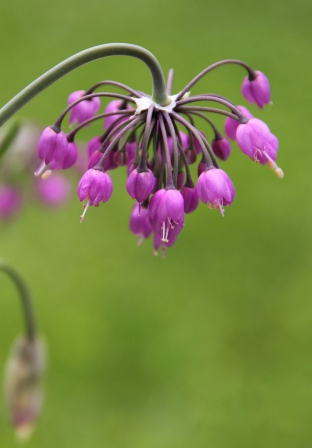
[4, 337, 45, 441]
[241, 71, 271, 109]
[212, 137, 231, 161]
[181, 186, 199, 214]
[126, 168, 155, 203]
[68, 90, 100, 126]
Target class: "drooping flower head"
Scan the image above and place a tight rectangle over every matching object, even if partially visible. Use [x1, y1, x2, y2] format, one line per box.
[25, 44, 283, 254]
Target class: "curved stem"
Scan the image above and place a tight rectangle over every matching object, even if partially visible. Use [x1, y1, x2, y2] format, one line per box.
[186, 110, 222, 138]
[177, 95, 243, 117]
[0, 43, 170, 127]
[171, 111, 217, 168]
[176, 106, 239, 120]
[85, 80, 141, 97]
[0, 260, 37, 340]
[176, 59, 256, 101]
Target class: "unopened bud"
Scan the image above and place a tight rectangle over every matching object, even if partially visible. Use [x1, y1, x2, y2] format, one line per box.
[4, 337, 46, 441]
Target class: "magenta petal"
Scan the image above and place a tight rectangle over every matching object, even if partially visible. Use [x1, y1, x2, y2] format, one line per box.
[241, 77, 255, 104]
[251, 71, 271, 109]
[37, 127, 57, 161]
[53, 131, 68, 163]
[77, 169, 113, 205]
[212, 137, 231, 160]
[197, 168, 235, 210]
[181, 186, 199, 214]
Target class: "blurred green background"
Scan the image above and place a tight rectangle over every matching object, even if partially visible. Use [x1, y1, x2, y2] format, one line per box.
[0, 0, 311, 446]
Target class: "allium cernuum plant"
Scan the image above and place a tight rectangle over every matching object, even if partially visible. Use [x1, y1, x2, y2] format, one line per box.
[0, 43, 283, 256]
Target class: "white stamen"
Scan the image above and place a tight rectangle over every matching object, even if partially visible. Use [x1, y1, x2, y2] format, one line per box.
[165, 218, 170, 241]
[80, 200, 90, 223]
[264, 153, 284, 179]
[161, 222, 166, 242]
[34, 161, 48, 177]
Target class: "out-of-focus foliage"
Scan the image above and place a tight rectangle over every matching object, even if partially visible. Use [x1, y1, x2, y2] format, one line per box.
[0, 0, 311, 447]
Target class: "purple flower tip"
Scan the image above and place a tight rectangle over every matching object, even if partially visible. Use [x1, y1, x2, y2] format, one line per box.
[181, 186, 199, 214]
[241, 71, 271, 109]
[68, 90, 100, 126]
[77, 169, 113, 221]
[212, 137, 231, 161]
[126, 168, 155, 203]
[196, 168, 235, 216]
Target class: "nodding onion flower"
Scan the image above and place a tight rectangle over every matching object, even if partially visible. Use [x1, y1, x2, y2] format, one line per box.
[0, 43, 283, 255]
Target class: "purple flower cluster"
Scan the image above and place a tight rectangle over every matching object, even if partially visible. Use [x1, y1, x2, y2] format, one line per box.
[34, 60, 283, 255]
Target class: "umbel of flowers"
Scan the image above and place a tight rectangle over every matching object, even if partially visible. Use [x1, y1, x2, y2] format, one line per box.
[0, 44, 283, 256]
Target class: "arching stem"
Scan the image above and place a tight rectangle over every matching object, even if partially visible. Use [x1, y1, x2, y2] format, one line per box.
[0, 43, 170, 127]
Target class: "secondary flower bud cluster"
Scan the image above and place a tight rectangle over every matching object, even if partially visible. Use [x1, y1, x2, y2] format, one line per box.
[4, 337, 45, 440]
[34, 59, 282, 255]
